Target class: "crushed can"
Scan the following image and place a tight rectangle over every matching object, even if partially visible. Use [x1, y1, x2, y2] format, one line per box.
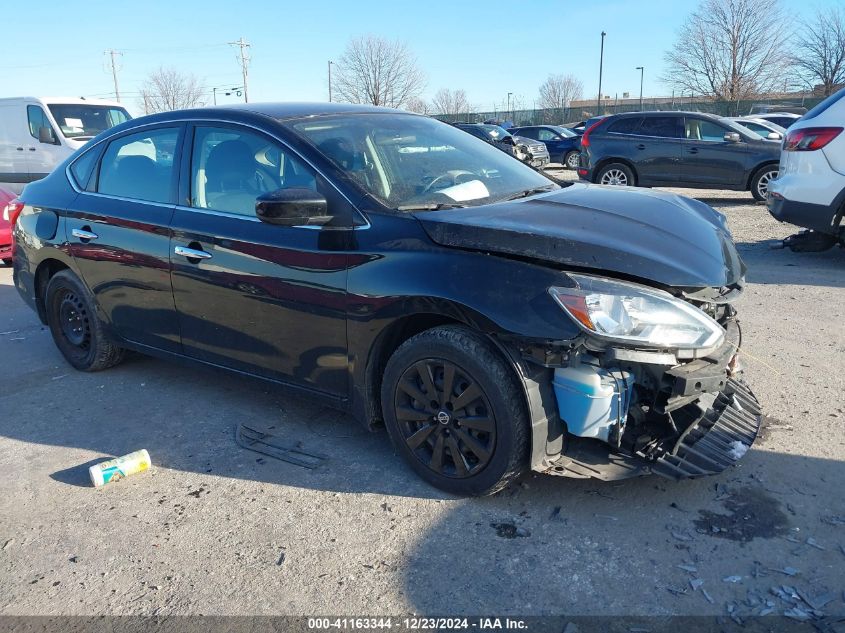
[89, 449, 151, 487]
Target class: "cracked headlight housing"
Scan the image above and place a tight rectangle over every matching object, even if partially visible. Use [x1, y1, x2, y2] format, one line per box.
[549, 274, 725, 350]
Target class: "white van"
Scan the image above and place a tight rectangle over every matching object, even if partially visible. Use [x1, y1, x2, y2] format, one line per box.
[0, 97, 131, 194]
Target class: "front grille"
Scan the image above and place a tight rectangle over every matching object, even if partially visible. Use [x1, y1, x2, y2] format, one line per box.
[652, 378, 761, 479]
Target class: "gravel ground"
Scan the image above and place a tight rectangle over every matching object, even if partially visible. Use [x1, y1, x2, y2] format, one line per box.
[0, 173, 843, 620]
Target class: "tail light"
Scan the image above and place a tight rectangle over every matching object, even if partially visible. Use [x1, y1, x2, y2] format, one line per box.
[2, 199, 23, 226]
[783, 127, 843, 151]
[580, 119, 605, 149]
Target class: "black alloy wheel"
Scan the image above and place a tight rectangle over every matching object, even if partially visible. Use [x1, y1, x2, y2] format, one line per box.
[394, 358, 496, 478]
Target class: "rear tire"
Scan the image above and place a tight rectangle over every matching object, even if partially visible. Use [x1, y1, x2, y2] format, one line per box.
[596, 162, 635, 186]
[45, 270, 125, 372]
[564, 150, 580, 170]
[751, 165, 778, 201]
[381, 326, 529, 496]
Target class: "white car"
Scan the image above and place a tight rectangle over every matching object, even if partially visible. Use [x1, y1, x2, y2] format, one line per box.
[767, 88, 845, 245]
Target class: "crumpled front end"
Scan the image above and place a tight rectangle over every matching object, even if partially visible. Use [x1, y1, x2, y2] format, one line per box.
[515, 282, 761, 481]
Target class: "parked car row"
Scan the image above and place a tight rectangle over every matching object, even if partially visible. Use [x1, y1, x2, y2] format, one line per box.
[452, 123, 550, 168]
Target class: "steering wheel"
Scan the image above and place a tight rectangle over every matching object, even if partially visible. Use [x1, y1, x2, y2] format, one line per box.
[422, 170, 477, 194]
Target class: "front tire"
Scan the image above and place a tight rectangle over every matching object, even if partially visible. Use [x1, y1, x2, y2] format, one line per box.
[564, 150, 580, 170]
[381, 326, 529, 496]
[45, 270, 125, 371]
[596, 162, 635, 186]
[751, 165, 778, 201]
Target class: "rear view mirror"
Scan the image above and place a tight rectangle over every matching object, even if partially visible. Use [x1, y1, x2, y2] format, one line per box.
[255, 188, 330, 227]
[723, 132, 741, 143]
[38, 126, 57, 145]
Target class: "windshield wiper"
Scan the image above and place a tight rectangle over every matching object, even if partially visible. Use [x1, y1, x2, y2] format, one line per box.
[397, 202, 468, 212]
[502, 184, 558, 201]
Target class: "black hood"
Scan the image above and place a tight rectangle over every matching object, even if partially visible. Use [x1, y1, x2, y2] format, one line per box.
[416, 183, 745, 289]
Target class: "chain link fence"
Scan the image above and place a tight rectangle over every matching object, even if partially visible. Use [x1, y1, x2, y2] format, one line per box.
[435, 94, 826, 126]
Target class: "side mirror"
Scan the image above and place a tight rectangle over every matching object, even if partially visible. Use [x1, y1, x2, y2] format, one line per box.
[255, 188, 330, 227]
[767, 132, 782, 140]
[38, 126, 57, 145]
[723, 132, 741, 143]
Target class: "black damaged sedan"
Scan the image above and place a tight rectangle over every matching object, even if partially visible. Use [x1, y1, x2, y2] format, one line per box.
[10, 103, 760, 495]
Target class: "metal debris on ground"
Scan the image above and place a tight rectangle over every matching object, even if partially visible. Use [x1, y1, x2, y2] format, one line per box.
[277, 548, 286, 566]
[701, 589, 714, 604]
[770, 566, 799, 576]
[723, 575, 742, 583]
[593, 514, 618, 521]
[665, 585, 687, 596]
[2, 539, 13, 550]
[670, 529, 693, 542]
[820, 515, 845, 526]
[677, 564, 698, 573]
[689, 578, 704, 591]
[235, 424, 328, 469]
[805, 537, 825, 550]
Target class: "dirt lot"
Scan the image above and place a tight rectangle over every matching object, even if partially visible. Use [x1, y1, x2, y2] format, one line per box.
[1, 173, 844, 620]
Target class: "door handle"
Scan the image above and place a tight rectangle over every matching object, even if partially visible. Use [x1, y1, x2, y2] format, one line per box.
[16, 147, 23, 151]
[174, 245, 212, 260]
[688, 147, 699, 154]
[71, 228, 99, 241]
[635, 144, 646, 150]
[28, 147, 36, 152]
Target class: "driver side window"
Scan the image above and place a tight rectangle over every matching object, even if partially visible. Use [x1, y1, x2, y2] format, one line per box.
[190, 126, 317, 217]
[537, 129, 559, 141]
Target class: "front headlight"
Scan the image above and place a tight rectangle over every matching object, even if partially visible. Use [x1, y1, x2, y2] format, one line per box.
[549, 274, 725, 350]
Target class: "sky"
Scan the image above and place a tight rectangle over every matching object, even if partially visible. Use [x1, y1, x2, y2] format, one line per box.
[0, 0, 839, 116]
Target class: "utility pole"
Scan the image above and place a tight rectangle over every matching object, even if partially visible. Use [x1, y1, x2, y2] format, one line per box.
[228, 37, 251, 103]
[104, 49, 123, 102]
[328, 60, 333, 102]
[636, 66, 644, 111]
[507, 92, 513, 123]
[597, 31, 606, 114]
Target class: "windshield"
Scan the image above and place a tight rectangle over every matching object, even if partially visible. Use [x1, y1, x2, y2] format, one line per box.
[46, 104, 131, 140]
[288, 113, 555, 210]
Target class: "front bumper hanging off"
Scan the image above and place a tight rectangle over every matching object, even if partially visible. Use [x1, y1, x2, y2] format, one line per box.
[651, 378, 761, 479]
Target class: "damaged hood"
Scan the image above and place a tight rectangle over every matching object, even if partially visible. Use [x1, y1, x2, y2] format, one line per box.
[416, 183, 745, 289]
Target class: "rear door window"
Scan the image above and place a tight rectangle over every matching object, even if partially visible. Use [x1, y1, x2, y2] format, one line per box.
[607, 117, 643, 135]
[97, 127, 180, 204]
[636, 116, 684, 138]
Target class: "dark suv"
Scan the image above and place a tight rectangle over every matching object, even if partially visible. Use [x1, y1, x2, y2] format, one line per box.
[578, 111, 781, 200]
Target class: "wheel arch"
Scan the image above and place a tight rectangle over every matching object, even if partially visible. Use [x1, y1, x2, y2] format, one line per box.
[593, 157, 639, 185]
[33, 258, 71, 324]
[746, 160, 779, 190]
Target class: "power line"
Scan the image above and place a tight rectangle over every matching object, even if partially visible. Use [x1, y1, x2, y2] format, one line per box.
[228, 37, 251, 103]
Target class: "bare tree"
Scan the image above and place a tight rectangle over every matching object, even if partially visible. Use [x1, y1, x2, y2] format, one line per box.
[663, 0, 790, 106]
[333, 36, 425, 108]
[404, 97, 431, 115]
[430, 88, 472, 119]
[538, 74, 583, 120]
[793, 6, 845, 96]
[139, 67, 205, 114]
